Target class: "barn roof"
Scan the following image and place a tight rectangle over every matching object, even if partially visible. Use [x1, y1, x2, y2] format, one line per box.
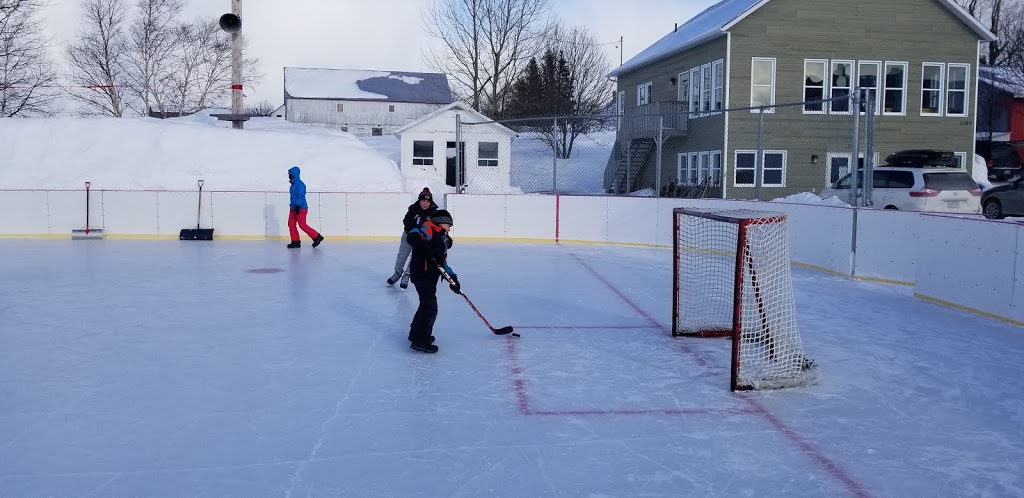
[284, 67, 454, 104]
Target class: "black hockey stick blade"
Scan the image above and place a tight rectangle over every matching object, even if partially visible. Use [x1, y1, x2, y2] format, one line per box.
[492, 326, 515, 336]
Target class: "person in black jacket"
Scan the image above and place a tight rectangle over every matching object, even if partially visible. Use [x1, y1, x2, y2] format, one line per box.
[406, 209, 459, 353]
[387, 187, 438, 288]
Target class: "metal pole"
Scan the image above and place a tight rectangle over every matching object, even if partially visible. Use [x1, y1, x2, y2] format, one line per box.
[626, 140, 631, 194]
[230, 0, 243, 129]
[863, 89, 875, 207]
[656, 116, 664, 196]
[850, 90, 861, 207]
[754, 107, 764, 201]
[455, 113, 462, 192]
[552, 117, 558, 194]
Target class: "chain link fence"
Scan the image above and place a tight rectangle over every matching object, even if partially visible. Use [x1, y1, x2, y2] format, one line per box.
[453, 93, 878, 202]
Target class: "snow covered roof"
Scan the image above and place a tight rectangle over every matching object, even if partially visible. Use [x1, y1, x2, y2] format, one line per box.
[980, 65, 1024, 98]
[394, 102, 517, 137]
[284, 67, 454, 104]
[608, 0, 997, 78]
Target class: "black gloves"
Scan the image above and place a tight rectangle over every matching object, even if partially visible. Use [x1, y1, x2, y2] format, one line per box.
[449, 274, 461, 294]
[292, 205, 301, 215]
[445, 235, 453, 249]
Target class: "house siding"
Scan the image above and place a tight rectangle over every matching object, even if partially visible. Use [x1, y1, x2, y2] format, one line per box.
[726, 0, 982, 198]
[614, 36, 728, 193]
[286, 99, 444, 135]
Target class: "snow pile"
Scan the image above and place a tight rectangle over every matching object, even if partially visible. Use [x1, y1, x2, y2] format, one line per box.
[773, 192, 852, 207]
[972, 153, 994, 191]
[628, 187, 657, 197]
[0, 113, 405, 192]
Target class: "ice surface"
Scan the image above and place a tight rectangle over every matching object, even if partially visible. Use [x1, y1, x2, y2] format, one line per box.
[1, 240, 1022, 496]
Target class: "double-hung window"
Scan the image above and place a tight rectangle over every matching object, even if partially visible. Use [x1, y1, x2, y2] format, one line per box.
[858, 61, 881, 114]
[412, 141, 434, 166]
[734, 150, 787, 187]
[946, 64, 969, 117]
[750, 58, 776, 110]
[883, 62, 907, 115]
[921, 63, 944, 115]
[830, 60, 854, 113]
[803, 59, 828, 113]
[712, 60, 724, 112]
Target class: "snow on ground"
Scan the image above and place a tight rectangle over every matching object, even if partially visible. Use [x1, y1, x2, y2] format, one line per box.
[774, 192, 852, 207]
[0, 111, 404, 192]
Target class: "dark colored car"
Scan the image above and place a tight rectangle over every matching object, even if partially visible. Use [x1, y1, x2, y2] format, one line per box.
[981, 178, 1024, 219]
[976, 141, 1023, 180]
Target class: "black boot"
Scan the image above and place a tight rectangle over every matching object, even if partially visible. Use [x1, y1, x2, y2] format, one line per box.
[287, 241, 300, 249]
[312, 234, 324, 247]
[408, 334, 435, 344]
[410, 342, 438, 353]
[387, 270, 403, 285]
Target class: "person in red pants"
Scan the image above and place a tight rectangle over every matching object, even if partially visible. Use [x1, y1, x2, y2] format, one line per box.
[287, 166, 324, 249]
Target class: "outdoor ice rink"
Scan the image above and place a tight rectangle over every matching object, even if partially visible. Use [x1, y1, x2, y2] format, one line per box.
[1, 239, 1022, 497]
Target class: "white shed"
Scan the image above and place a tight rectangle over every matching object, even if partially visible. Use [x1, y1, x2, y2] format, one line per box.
[395, 102, 518, 192]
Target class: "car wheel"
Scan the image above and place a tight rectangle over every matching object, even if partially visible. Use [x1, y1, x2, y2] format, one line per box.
[983, 199, 1004, 219]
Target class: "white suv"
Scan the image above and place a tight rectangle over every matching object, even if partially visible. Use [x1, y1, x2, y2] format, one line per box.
[821, 166, 981, 214]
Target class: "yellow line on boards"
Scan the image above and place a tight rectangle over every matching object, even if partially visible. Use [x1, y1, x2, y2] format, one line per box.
[914, 293, 1024, 327]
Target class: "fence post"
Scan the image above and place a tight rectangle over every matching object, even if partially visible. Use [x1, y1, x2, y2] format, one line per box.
[850, 90, 861, 208]
[626, 140, 631, 194]
[656, 116, 664, 197]
[552, 117, 558, 194]
[755, 107, 764, 201]
[863, 85, 876, 207]
[455, 113, 463, 192]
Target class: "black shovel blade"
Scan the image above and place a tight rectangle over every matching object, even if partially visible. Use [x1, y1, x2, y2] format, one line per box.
[180, 228, 214, 241]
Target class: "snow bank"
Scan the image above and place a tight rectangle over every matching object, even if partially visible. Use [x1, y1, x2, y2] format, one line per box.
[973, 153, 994, 190]
[773, 192, 851, 207]
[0, 113, 405, 192]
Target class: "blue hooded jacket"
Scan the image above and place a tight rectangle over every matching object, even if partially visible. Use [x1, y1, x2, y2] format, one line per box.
[288, 166, 308, 210]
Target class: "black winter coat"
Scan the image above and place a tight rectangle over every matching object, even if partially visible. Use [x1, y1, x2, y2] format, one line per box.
[403, 201, 438, 232]
[406, 220, 454, 281]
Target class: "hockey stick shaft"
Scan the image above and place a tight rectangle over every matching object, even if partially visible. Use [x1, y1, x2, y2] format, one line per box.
[436, 264, 516, 336]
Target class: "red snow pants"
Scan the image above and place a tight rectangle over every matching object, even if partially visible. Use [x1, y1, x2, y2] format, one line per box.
[288, 208, 320, 242]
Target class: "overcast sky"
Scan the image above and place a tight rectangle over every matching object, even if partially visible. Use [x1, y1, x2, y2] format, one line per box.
[41, 0, 718, 105]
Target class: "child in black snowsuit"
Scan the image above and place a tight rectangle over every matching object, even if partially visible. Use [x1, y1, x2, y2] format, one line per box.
[388, 187, 437, 288]
[406, 209, 459, 353]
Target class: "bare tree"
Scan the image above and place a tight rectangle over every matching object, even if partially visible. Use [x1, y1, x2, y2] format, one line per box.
[244, 99, 274, 117]
[65, 0, 130, 116]
[424, 0, 549, 116]
[956, 0, 1024, 65]
[0, 0, 60, 116]
[122, 0, 182, 116]
[158, 16, 261, 115]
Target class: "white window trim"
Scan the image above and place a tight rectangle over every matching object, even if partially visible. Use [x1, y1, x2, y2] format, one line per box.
[698, 151, 710, 184]
[688, 152, 699, 186]
[750, 57, 776, 112]
[676, 153, 687, 185]
[825, 153, 852, 185]
[858, 61, 882, 115]
[882, 61, 908, 116]
[617, 90, 624, 127]
[637, 81, 652, 106]
[677, 71, 689, 103]
[712, 59, 724, 114]
[412, 140, 435, 166]
[700, 62, 713, 115]
[946, 63, 970, 118]
[478, 142, 499, 167]
[829, 60, 855, 115]
[689, 68, 700, 114]
[733, 150, 787, 187]
[710, 150, 722, 186]
[953, 152, 968, 169]
[803, 59, 829, 115]
[921, 62, 945, 117]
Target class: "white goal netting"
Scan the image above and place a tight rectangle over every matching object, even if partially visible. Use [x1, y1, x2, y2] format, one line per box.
[673, 208, 820, 390]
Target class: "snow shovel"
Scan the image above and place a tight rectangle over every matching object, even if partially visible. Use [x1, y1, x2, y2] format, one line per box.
[71, 181, 103, 240]
[180, 180, 214, 240]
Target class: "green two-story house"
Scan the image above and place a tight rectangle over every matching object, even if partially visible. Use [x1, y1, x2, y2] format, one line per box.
[605, 0, 996, 199]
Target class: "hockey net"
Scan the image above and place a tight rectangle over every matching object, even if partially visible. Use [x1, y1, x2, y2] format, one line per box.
[672, 207, 819, 391]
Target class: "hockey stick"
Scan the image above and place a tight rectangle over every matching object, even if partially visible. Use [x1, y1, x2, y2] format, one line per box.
[436, 264, 518, 337]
